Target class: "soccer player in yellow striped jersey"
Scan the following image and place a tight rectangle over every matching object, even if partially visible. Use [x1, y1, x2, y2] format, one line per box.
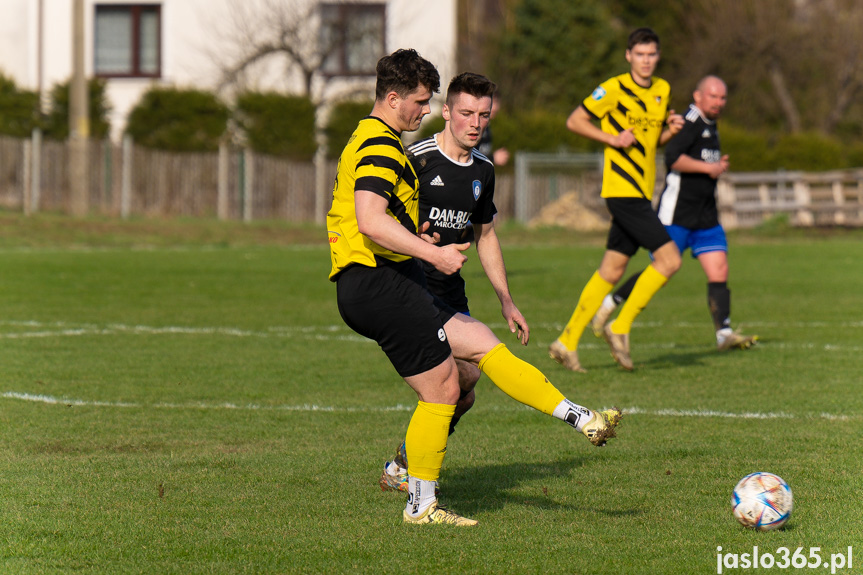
[549, 28, 685, 372]
[328, 52, 623, 527]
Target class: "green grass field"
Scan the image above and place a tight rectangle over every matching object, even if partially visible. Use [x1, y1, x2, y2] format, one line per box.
[1, 213, 861, 574]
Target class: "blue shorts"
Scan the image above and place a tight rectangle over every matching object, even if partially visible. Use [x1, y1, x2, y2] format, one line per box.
[666, 224, 727, 258]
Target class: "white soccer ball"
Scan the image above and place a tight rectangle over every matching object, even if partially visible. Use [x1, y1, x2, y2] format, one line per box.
[731, 472, 793, 531]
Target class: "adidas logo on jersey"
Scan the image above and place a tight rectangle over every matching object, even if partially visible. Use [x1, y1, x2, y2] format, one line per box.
[702, 129, 711, 138]
[430, 175, 445, 186]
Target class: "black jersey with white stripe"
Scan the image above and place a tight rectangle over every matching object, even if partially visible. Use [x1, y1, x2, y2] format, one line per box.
[407, 134, 497, 246]
[656, 104, 721, 229]
[406, 134, 497, 311]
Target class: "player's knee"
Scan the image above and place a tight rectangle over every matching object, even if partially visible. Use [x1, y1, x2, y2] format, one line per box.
[655, 251, 682, 277]
[457, 362, 482, 390]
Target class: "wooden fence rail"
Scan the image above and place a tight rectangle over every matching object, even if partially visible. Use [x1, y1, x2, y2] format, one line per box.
[0, 135, 330, 223]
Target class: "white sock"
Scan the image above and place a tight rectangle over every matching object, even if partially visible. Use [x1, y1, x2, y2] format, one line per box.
[716, 327, 733, 342]
[552, 399, 594, 432]
[405, 477, 437, 517]
[601, 294, 617, 311]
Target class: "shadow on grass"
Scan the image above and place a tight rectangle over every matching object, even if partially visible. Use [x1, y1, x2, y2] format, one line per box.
[439, 455, 643, 518]
[638, 339, 767, 371]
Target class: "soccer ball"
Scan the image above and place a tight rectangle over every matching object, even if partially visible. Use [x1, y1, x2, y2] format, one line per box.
[731, 472, 793, 531]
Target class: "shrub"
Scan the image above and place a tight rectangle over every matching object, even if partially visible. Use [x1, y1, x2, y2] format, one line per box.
[324, 100, 373, 158]
[235, 92, 316, 160]
[126, 87, 229, 152]
[0, 73, 40, 137]
[494, 108, 597, 156]
[771, 132, 845, 172]
[720, 124, 775, 172]
[42, 78, 112, 140]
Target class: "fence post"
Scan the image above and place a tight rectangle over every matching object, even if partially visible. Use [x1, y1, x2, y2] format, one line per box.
[102, 139, 112, 212]
[218, 142, 229, 220]
[121, 134, 133, 219]
[792, 177, 813, 226]
[243, 148, 254, 222]
[31, 128, 41, 214]
[514, 152, 528, 223]
[23, 139, 32, 216]
[314, 147, 327, 224]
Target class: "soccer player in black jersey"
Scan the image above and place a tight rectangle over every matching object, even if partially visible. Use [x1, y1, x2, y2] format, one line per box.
[592, 76, 758, 351]
[378, 73, 531, 493]
[328, 53, 622, 527]
[549, 27, 684, 372]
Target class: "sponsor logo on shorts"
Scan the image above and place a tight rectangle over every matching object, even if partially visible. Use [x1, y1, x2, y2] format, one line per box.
[438, 328, 446, 342]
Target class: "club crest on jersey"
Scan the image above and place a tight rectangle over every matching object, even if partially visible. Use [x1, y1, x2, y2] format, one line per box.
[472, 180, 482, 200]
[591, 86, 606, 100]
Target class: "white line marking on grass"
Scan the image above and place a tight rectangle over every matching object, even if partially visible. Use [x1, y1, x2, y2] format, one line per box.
[1, 392, 855, 421]
[2, 320, 861, 351]
[0, 320, 374, 343]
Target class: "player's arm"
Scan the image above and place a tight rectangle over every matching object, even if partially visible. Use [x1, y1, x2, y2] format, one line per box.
[658, 110, 685, 146]
[355, 190, 468, 275]
[670, 154, 729, 179]
[566, 105, 635, 149]
[473, 221, 529, 345]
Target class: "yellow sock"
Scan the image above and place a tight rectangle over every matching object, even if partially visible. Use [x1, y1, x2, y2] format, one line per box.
[558, 271, 614, 349]
[478, 343, 565, 416]
[611, 264, 668, 334]
[405, 401, 456, 482]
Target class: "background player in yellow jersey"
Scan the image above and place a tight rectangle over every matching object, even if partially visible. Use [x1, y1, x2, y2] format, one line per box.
[592, 76, 758, 352]
[549, 27, 684, 372]
[328, 50, 622, 526]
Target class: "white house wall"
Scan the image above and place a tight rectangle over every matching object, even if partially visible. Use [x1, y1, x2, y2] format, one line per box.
[0, 0, 456, 140]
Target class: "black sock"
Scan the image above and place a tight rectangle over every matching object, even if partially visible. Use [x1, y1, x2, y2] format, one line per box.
[708, 282, 731, 331]
[613, 272, 641, 304]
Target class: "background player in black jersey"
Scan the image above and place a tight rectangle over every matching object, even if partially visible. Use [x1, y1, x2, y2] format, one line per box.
[476, 92, 510, 166]
[591, 76, 757, 351]
[378, 73, 532, 492]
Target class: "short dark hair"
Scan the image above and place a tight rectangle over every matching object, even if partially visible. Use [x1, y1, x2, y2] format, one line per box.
[375, 49, 440, 101]
[445, 72, 497, 107]
[627, 27, 660, 51]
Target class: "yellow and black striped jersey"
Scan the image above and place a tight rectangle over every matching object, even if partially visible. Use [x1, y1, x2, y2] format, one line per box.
[327, 116, 420, 281]
[582, 72, 671, 200]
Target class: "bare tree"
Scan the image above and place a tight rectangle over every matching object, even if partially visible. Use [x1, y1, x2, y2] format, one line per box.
[210, 0, 328, 100]
[680, 0, 863, 135]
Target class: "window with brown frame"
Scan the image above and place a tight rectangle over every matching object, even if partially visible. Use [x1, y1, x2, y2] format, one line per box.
[320, 3, 386, 77]
[94, 4, 161, 78]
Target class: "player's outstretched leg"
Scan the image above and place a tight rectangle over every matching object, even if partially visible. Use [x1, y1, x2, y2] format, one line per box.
[479, 343, 623, 447]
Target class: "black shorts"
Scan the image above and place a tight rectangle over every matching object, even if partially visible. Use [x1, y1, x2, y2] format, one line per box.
[336, 259, 457, 378]
[605, 197, 673, 256]
[422, 261, 470, 314]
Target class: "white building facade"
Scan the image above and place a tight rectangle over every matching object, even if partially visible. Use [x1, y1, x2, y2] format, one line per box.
[0, 0, 457, 140]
